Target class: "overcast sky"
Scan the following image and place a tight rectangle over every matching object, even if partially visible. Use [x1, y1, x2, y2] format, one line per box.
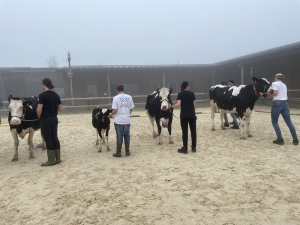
[0, 0, 300, 68]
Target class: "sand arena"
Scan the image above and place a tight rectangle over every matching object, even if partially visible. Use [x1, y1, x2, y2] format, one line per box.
[0, 106, 300, 225]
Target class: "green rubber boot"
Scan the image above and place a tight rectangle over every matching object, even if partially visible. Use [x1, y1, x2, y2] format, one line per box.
[113, 144, 122, 157]
[55, 148, 61, 164]
[125, 144, 130, 156]
[41, 150, 56, 167]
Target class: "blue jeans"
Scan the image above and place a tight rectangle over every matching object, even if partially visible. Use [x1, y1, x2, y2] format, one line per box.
[224, 113, 238, 125]
[231, 113, 239, 125]
[271, 101, 298, 140]
[114, 123, 130, 145]
[224, 113, 228, 123]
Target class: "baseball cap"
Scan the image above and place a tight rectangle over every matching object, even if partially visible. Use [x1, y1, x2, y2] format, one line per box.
[275, 73, 284, 80]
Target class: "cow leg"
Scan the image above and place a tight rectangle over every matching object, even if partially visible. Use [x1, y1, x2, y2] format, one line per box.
[245, 116, 253, 137]
[210, 100, 216, 131]
[41, 133, 46, 150]
[220, 110, 226, 130]
[98, 129, 103, 152]
[11, 130, 19, 162]
[146, 110, 158, 137]
[27, 128, 35, 159]
[95, 129, 99, 145]
[156, 118, 162, 145]
[239, 118, 247, 139]
[168, 116, 173, 144]
[105, 128, 110, 151]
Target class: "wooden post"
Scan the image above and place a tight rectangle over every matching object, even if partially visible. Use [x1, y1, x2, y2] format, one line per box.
[107, 73, 111, 104]
[240, 64, 244, 85]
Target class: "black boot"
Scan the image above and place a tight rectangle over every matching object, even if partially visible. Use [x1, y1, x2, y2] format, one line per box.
[55, 148, 61, 164]
[113, 144, 122, 157]
[230, 125, 239, 129]
[273, 138, 284, 145]
[178, 147, 188, 154]
[41, 150, 56, 167]
[125, 144, 130, 156]
[224, 123, 230, 127]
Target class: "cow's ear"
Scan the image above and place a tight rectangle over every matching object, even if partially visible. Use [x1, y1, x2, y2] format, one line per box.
[169, 87, 172, 95]
[252, 77, 259, 83]
[8, 95, 13, 102]
[156, 88, 160, 94]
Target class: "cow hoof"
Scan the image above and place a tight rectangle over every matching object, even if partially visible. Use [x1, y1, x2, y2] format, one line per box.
[211, 128, 216, 131]
[107, 148, 110, 151]
[221, 127, 226, 130]
[98, 149, 102, 153]
[248, 134, 253, 137]
[240, 136, 246, 140]
[169, 141, 174, 144]
[11, 158, 18, 162]
[158, 142, 162, 145]
[29, 155, 35, 159]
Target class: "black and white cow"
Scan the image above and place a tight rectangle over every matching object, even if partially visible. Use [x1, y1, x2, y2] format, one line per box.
[92, 107, 113, 152]
[145, 87, 173, 145]
[209, 77, 272, 139]
[8, 95, 45, 161]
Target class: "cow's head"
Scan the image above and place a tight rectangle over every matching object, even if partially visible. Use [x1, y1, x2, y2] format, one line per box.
[8, 97, 26, 125]
[94, 107, 112, 123]
[252, 77, 272, 97]
[157, 87, 172, 110]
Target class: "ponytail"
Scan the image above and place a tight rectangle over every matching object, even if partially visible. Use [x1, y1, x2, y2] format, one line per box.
[181, 81, 189, 93]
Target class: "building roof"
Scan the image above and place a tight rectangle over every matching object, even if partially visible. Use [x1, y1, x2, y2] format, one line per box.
[1, 41, 300, 72]
[214, 41, 300, 66]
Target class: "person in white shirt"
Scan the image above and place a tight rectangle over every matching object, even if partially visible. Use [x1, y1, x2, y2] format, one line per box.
[270, 73, 298, 145]
[108, 85, 135, 156]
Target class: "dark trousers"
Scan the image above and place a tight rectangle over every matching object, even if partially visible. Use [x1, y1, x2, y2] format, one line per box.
[40, 117, 60, 150]
[180, 117, 197, 149]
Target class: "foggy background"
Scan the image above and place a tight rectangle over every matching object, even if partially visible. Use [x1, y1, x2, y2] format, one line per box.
[0, 0, 300, 68]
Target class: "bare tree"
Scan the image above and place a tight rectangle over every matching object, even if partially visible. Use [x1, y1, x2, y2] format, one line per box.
[46, 56, 58, 68]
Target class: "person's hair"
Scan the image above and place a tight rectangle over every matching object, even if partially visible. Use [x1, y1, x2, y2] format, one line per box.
[275, 73, 284, 80]
[117, 85, 124, 92]
[181, 81, 189, 93]
[228, 80, 235, 85]
[221, 81, 227, 86]
[42, 78, 54, 89]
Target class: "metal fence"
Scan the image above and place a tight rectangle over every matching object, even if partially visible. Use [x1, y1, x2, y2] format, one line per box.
[1, 90, 300, 112]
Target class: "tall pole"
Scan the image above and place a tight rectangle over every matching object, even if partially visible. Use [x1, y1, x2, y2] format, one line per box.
[240, 64, 244, 85]
[0, 74, 4, 104]
[67, 51, 74, 106]
[107, 73, 111, 104]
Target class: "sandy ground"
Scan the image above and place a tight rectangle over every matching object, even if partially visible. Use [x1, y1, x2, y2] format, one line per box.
[0, 106, 300, 225]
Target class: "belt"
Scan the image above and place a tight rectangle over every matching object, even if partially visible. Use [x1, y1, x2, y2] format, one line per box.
[273, 100, 287, 102]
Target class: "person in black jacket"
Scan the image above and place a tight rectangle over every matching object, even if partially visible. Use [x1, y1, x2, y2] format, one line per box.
[36, 78, 62, 166]
[169, 81, 197, 154]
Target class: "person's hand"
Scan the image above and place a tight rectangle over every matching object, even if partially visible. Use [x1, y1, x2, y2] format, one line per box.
[168, 104, 172, 109]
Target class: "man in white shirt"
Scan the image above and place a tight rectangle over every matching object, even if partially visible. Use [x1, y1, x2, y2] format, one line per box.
[108, 85, 135, 156]
[270, 73, 298, 145]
